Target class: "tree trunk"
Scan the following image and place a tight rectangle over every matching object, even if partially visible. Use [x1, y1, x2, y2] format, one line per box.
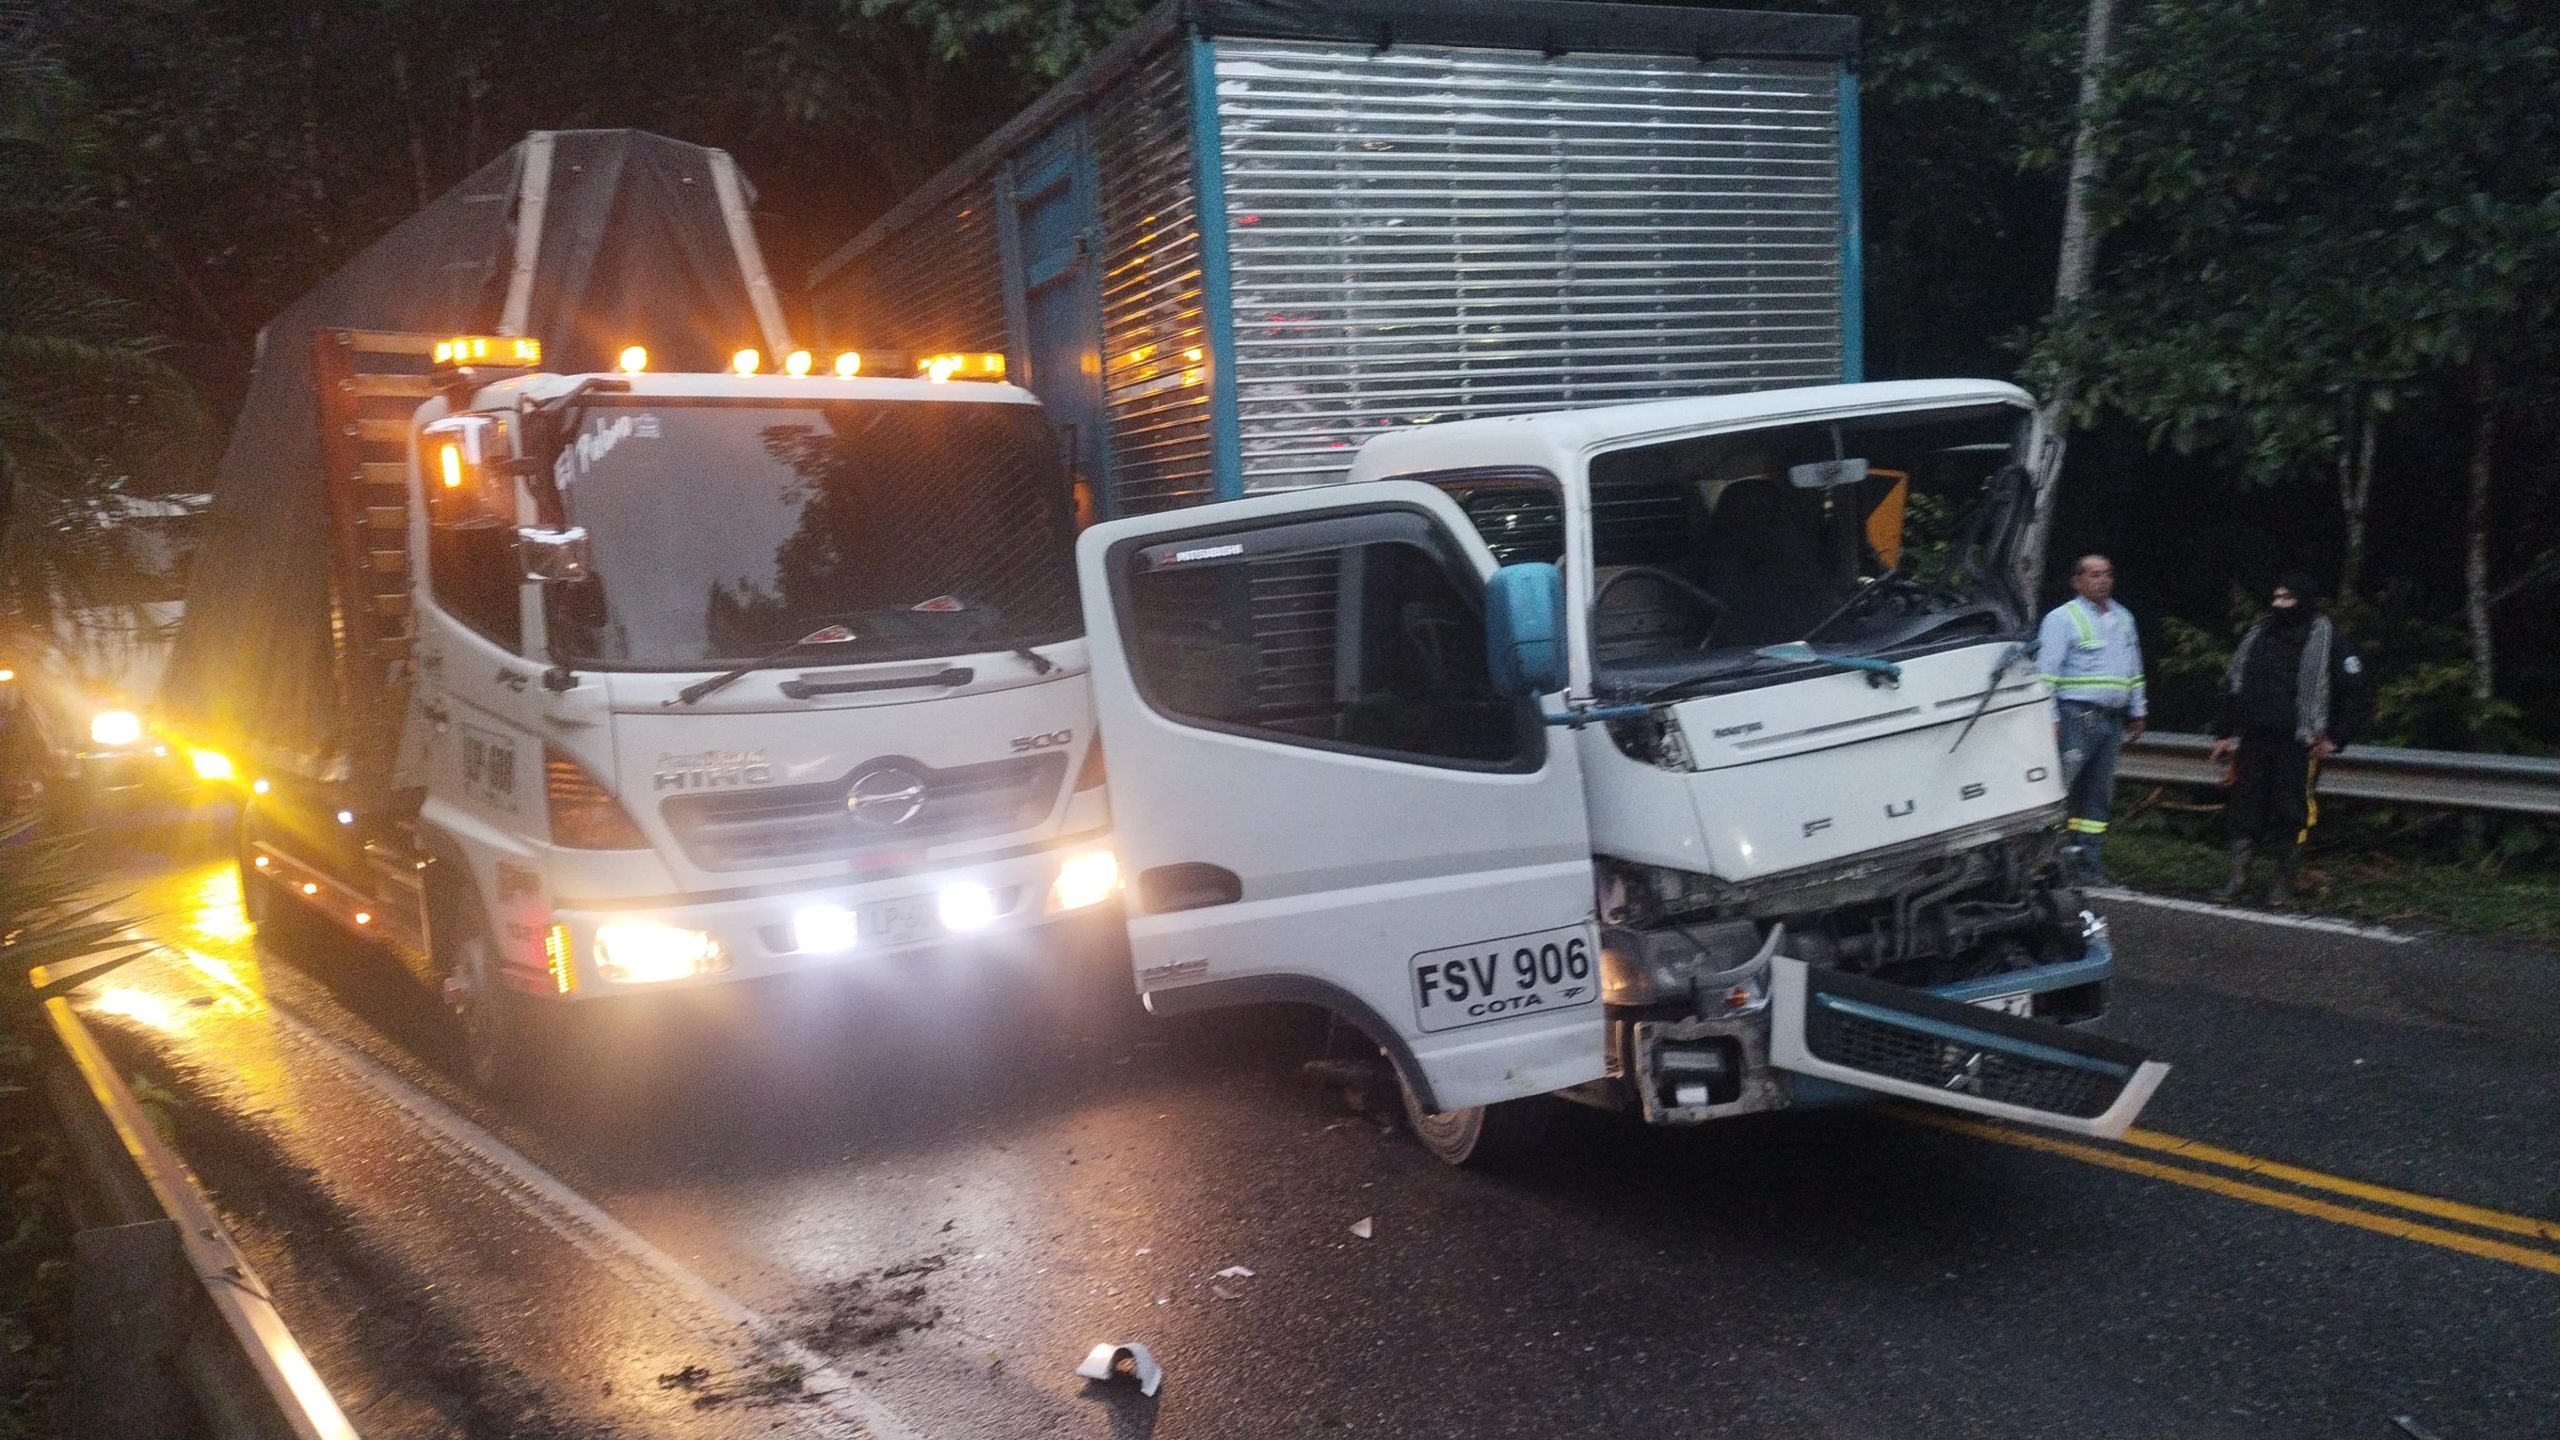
[2463, 360, 2496, 720]
[2337, 394, 2377, 605]
[2015, 0, 2121, 606]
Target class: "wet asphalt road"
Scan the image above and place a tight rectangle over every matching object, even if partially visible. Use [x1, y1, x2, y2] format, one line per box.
[68, 834, 2560, 1440]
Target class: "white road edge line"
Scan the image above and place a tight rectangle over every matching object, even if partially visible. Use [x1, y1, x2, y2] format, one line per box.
[2086, 887, 2415, 945]
[254, 1000, 929, 1440]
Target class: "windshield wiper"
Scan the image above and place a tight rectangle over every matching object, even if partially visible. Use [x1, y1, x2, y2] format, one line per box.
[666, 625, 861, 707]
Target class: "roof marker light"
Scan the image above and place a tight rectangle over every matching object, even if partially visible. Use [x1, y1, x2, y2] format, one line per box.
[618, 345, 648, 374]
[784, 349, 813, 377]
[732, 348, 762, 375]
[834, 352, 861, 378]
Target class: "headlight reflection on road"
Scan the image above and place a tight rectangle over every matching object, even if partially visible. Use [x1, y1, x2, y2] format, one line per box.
[90, 986, 183, 1031]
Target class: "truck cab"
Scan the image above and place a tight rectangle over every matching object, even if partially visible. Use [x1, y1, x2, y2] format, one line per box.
[1073, 381, 2164, 1163]
[235, 346, 1119, 1085]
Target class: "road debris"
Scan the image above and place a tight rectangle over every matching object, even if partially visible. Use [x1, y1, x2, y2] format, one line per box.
[1213, 1265, 1255, 1279]
[2393, 1417, 2446, 1440]
[794, 1256, 947, 1353]
[1076, 1341, 1164, 1397]
[1349, 1217, 1374, 1240]
[1210, 1283, 1245, 1301]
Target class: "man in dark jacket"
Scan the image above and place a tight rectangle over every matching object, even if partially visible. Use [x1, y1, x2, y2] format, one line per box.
[2209, 573, 2369, 904]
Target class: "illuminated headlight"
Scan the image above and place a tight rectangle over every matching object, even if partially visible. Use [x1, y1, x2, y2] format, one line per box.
[190, 748, 235, 781]
[90, 709, 144, 748]
[1047, 848, 1121, 913]
[594, 923, 726, 984]
[938, 882, 998, 933]
[792, 905, 860, 956]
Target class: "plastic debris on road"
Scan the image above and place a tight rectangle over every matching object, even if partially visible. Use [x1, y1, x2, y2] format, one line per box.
[1213, 1266, 1254, 1279]
[1349, 1217, 1373, 1240]
[1076, 1341, 1164, 1398]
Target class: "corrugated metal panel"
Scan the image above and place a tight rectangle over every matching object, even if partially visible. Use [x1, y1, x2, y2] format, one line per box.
[813, 187, 1009, 358]
[1092, 45, 1217, 514]
[1214, 40, 1847, 491]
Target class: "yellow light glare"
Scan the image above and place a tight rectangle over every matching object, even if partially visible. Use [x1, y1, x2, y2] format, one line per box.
[253, 855, 270, 868]
[354, 911, 372, 926]
[91, 986, 181, 1032]
[252, 778, 271, 795]
[300, 882, 319, 896]
[0, 668, 14, 683]
[594, 922, 725, 985]
[918, 352, 1005, 383]
[1048, 848, 1122, 913]
[732, 348, 762, 375]
[833, 351, 862, 377]
[618, 345, 649, 374]
[433, 335, 540, 368]
[784, 349, 813, 377]
[90, 709, 143, 747]
[439, 443, 464, 490]
[189, 748, 235, 781]
[545, 923, 577, 993]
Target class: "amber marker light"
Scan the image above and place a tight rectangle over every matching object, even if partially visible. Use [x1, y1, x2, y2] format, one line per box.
[834, 352, 861, 377]
[784, 349, 813, 377]
[732, 348, 762, 375]
[439, 443, 465, 490]
[618, 345, 649, 373]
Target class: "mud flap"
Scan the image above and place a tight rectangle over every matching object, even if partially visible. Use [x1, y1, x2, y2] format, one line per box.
[1766, 957, 2167, 1138]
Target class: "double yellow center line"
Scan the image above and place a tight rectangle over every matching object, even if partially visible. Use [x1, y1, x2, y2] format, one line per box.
[1896, 1109, 2560, 1277]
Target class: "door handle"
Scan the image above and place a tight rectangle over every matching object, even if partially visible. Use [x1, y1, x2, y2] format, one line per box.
[1139, 863, 1242, 914]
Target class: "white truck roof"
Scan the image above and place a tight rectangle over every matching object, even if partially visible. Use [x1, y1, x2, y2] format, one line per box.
[1348, 380, 2032, 483]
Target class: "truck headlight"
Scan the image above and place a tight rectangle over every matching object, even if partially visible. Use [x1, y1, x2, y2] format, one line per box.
[791, 905, 860, 956]
[1047, 848, 1120, 913]
[938, 882, 999, 932]
[594, 923, 726, 984]
[90, 709, 144, 748]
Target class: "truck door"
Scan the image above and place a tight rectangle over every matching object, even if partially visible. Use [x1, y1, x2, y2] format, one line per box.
[1076, 482, 1606, 1114]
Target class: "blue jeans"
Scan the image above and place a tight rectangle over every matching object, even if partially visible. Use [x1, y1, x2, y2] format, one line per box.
[2057, 702, 2127, 880]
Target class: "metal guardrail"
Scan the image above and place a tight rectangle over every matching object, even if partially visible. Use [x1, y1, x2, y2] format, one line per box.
[2118, 732, 2560, 818]
[35, 965, 360, 1440]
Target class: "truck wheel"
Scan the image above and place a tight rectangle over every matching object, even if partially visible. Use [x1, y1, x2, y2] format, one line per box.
[1397, 1073, 1554, 1169]
[450, 922, 544, 1094]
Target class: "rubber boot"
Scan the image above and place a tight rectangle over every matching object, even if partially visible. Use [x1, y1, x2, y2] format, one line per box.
[2214, 840, 2254, 902]
[2267, 841, 2300, 907]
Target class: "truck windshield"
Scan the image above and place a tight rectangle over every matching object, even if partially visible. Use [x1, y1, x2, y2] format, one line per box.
[1464, 403, 2032, 699]
[546, 398, 1078, 668]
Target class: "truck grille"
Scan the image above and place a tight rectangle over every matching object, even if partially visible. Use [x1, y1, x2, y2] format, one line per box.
[659, 754, 1067, 871]
[1803, 993, 2128, 1120]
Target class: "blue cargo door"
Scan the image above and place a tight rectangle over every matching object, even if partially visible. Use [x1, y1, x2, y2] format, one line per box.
[998, 121, 1114, 520]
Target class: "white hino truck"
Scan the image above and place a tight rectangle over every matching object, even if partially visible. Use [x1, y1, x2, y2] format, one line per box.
[164, 132, 1119, 1087]
[819, 0, 2168, 1161]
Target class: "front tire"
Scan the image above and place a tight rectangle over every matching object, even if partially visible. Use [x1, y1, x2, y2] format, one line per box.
[1398, 1073, 1554, 1169]
[449, 920, 544, 1094]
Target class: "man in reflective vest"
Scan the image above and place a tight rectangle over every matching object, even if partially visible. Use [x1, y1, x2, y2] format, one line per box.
[2037, 554, 2147, 884]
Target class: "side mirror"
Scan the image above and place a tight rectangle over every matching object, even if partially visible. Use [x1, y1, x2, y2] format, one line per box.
[1483, 562, 1568, 697]
[1787, 458, 1870, 490]
[517, 525, 593, 583]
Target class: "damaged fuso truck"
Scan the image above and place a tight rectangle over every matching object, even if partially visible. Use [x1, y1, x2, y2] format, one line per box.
[814, 0, 2167, 1164]
[165, 131, 1119, 1090]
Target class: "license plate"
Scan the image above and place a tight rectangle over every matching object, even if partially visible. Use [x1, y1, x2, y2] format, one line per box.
[1972, 990, 2035, 1017]
[858, 896, 938, 946]
[1410, 925, 1598, 1033]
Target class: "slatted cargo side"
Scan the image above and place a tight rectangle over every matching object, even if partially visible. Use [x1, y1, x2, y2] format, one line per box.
[1211, 40, 1850, 492]
[1091, 45, 1218, 514]
[811, 193, 1010, 360]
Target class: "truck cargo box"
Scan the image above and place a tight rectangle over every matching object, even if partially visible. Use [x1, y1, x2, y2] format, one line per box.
[165, 130, 791, 785]
[810, 0, 1861, 517]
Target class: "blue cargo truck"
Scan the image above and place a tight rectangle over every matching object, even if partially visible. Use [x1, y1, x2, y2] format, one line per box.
[816, 0, 2164, 1166]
